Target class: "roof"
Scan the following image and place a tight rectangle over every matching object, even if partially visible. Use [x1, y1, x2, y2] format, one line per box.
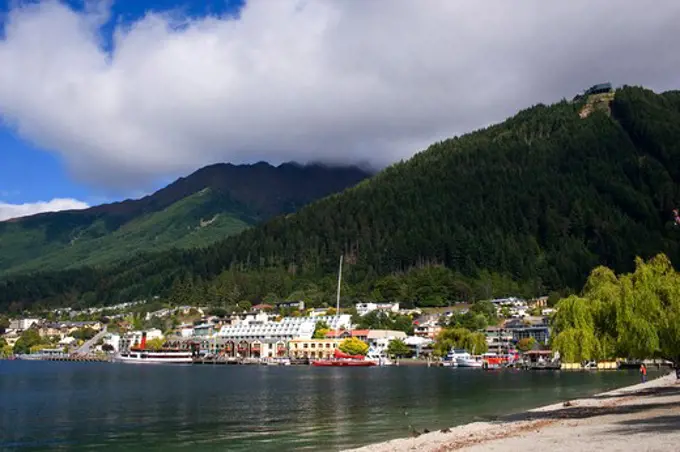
[252, 304, 274, 310]
[325, 329, 370, 338]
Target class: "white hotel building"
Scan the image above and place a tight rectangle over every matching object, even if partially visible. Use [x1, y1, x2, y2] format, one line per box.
[217, 314, 352, 341]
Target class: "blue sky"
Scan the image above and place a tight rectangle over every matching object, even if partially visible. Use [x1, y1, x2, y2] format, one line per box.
[0, 0, 245, 210]
[0, 0, 678, 221]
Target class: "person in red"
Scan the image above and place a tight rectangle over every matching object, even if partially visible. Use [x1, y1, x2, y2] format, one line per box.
[640, 363, 647, 383]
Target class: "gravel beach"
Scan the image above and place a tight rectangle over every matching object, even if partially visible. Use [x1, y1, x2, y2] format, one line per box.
[345, 372, 680, 452]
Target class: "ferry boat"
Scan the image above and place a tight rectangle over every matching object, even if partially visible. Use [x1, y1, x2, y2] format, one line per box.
[116, 332, 194, 364]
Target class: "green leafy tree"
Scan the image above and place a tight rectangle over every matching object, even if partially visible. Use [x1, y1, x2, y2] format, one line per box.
[552, 254, 680, 365]
[13, 329, 43, 355]
[72, 327, 97, 341]
[339, 337, 369, 356]
[469, 300, 498, 325]
[312, 321, 330, 339]
[0, 337, 12, 356]
[0, 316, 9, 334]
[433, 328, 488, 357]
[517, 337, 536, 352]
[386, 339, 411, 358]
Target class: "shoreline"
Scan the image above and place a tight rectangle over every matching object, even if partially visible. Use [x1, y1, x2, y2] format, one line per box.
[345, 372, 680, 451]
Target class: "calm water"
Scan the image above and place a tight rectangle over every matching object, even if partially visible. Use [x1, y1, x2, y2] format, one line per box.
[0, 361, 652, 451]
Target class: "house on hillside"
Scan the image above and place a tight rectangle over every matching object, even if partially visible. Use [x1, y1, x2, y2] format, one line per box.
[355, 302, 400, 317]
[276, 301, 305, 311]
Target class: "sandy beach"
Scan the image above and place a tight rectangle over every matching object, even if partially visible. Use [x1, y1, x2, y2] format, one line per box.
[345, 372, 680, 452]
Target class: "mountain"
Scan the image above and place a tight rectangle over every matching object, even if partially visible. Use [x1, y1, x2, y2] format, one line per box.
[3, 85, 680, 311]
[0, 162, 371, 275]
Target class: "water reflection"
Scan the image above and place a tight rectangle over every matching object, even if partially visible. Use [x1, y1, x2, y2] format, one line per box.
[0, 361, 656, 451]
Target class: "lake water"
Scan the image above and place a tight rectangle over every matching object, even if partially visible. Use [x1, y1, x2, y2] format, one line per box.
[0, 361, 654, 451]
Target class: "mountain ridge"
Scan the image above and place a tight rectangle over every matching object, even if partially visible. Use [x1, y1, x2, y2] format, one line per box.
[0, 161, 371, 274]
[2, 85, 680, 311]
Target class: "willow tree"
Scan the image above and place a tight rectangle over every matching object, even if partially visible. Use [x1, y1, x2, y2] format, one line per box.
[552, 254, 680, 366]
[433, 327, 488, 357]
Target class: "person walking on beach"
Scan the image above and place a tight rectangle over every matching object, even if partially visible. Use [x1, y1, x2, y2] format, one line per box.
[640, 363, 647, 383]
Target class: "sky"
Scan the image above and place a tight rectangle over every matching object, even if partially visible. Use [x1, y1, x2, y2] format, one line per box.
[0, 0, 679, 221]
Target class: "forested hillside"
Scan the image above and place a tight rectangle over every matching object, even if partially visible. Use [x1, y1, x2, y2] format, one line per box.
[0, 162, 370, 274]
[2, 86, 680, 312]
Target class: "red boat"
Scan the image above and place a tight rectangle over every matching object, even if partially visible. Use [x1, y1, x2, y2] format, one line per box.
[312, 349, 376, 367]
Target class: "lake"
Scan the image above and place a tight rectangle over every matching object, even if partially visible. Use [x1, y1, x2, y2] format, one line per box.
[0, 361, 654, 451]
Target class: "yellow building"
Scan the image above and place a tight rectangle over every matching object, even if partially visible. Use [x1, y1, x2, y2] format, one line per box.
[288, 339, 342, 359]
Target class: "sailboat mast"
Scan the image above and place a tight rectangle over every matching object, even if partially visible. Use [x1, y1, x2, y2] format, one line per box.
[335, 254, 343, 334]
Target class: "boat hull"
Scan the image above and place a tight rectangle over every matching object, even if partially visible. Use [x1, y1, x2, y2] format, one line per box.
[116, 351, 193, 364]
[456, 359, 483, 368]
[312, 360, 376, 367]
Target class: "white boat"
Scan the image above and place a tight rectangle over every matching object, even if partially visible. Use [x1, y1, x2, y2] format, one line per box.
[116, 332, 194, 364]
[366, 347, 393, 366]
[117, 349, 194, 364]
[261, 357, 291, 366]
[449, 349, 483, 368]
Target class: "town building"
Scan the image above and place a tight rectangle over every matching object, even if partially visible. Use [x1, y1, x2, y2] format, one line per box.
[102, 333, 121, 352]
[326, 329, 407, 348]
[275, 300, 305, 311]
[404, 336, 433, 357]
[288, 339, 341, 359]
[484, 327, 515, 354]
[216, 314, 351, 342]
[510, 326, 550, 346]
[355, 302, 400, 317]
[9, 318, 39, 331]
[38, 321, 103, 339]
[413, 316, 442, 339]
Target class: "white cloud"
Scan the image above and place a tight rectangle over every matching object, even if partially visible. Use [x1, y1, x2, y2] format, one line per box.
[0, 0, 679, 189]
[0, 198, 89, 222]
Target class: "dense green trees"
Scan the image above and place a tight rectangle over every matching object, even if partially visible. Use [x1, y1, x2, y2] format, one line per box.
[2, 86, 680, 312]
[386, 339, 411, 358]
[339, 337, 369, 356]
[312, 321, 331, 339]
[12, 329, 45, 355]
[0, 163, 369, 275]
[552, 253, 680, 365]
[353, 311, 415, 335]
[433, 328, 488, 357]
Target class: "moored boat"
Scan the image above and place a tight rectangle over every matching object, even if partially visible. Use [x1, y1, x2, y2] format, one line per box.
[366, 347, 393, 366]
[116, 332, 195, 364]
[452, 350, 483, 368]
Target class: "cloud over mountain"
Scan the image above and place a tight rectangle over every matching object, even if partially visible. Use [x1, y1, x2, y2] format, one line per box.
[0, 0, 679, 189]
[0, 198, 89, 221]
